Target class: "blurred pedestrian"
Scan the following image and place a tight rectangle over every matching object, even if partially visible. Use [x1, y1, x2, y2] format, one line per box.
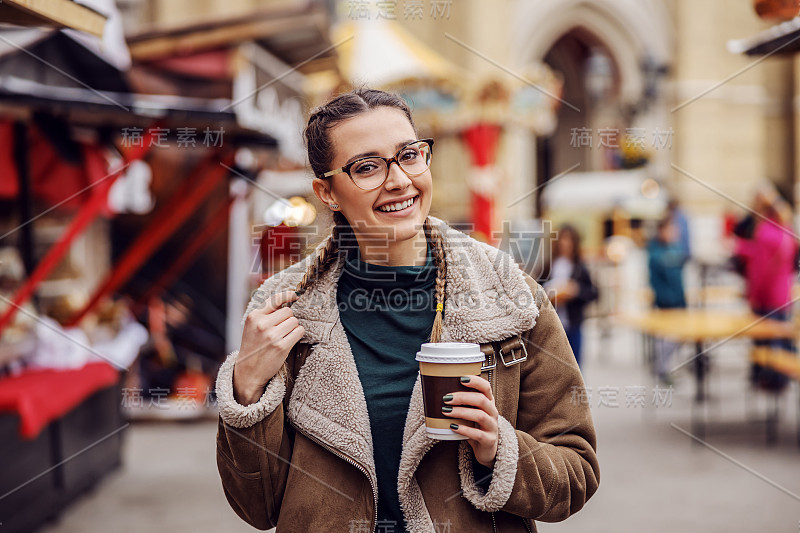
[647, 217, 689, 384]
[734, 183, 798, 392]
[544, 224, 598, 368]
[666, 198, 691, 260]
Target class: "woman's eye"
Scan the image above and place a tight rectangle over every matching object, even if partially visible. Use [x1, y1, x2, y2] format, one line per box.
[353, 161, 379, 175]
[400, 149, 419, 162]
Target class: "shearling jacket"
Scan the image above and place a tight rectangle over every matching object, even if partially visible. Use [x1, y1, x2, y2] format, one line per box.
[215, 216, 599, 532]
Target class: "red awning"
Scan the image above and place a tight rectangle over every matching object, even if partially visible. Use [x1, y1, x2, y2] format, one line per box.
[0, 118, 108, 212]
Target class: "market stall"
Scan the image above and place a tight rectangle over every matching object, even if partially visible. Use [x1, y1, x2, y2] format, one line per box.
[0, 10, 284, 529]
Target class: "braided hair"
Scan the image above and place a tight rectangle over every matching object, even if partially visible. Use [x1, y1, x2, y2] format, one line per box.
[278, 88, 447, 381]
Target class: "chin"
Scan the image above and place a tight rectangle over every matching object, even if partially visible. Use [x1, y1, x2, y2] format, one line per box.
[400, 211, 429, 235]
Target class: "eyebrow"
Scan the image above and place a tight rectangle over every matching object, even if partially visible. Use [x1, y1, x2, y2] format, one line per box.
[344, 139, 416, 166]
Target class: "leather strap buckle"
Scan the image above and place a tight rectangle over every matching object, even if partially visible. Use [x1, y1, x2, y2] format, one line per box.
[499, 336, 528, 367]
[480, 343, 497, 371]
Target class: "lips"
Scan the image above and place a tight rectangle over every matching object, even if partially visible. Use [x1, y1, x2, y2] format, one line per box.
[376, 195, 419, 213]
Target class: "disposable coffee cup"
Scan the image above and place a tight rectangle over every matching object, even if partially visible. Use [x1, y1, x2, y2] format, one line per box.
[416, 342, 485, 440]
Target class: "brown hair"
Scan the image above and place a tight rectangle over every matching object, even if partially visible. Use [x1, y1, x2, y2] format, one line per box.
[555, 223, 583, 264]
[279, 88, 447, 382]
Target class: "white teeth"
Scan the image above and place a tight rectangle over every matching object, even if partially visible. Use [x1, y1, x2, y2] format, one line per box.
[378, 196, 416, 212]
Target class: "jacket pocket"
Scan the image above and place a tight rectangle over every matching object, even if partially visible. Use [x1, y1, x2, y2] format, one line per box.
[216, 448, 270, 529]
[218, 447, 261, 480]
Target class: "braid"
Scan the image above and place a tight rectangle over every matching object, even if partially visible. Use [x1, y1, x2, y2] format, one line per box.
[276, 212, 350, 384]
[296, 212, 348, 295]
[424, 217, 446, 343]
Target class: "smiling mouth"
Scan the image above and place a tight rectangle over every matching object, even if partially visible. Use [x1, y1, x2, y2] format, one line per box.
[376, 195, 419, 213]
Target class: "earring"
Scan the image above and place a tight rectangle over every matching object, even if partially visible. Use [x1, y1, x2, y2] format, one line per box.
[329, 203, 339, 210]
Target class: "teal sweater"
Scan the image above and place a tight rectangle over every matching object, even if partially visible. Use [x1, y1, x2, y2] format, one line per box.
[337, 243, 436, 530]
[337, 243, 491, 530]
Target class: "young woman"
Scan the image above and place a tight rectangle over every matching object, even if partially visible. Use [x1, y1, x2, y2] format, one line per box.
[215, 88, 599, 532]
[543, 224, 598, 368]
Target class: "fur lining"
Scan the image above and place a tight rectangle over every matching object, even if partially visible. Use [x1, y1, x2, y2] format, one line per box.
[457, 415, 520, 511]
[397, 377, 437, 532]
[218, 216, 539, 527]
[286, 319, 377, 493]
[435, 222, 539, 343]
[215, 350, 287, 428]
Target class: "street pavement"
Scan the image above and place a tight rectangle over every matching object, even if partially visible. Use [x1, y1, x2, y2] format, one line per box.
[39, 320, 800, 533]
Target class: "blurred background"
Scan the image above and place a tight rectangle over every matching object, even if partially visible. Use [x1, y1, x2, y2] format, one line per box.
[0, 0, 799, 531]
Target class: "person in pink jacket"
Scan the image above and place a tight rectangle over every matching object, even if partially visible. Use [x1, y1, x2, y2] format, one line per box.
[734, 186, 798, 391]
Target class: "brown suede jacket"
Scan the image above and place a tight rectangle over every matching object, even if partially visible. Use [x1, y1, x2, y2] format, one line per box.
[215, 216, 599, 532]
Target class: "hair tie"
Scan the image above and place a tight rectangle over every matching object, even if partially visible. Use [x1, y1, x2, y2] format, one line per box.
[436, 302, 443, 312]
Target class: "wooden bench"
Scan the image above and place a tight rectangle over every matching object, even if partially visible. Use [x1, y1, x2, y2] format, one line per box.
[749, 347, 800, 444]
[750, 347, 800, 380]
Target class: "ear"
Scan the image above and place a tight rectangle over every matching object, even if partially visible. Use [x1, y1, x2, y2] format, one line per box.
[312, 178, 336, 207]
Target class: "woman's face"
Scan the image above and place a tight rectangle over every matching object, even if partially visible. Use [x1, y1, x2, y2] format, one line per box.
[659, 221, 677, 243]
[313, 106, 432, 249]
[558, 231, 575, 259]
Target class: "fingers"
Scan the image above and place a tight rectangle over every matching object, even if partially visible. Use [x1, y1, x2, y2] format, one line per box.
[278, 323, 305, 349]
[271, 314, 300, 339]
[443, 404, 497, 432]
[258, 306, 294, 329]
[447, 375, 494, 403]
[246, 292, 297, 330]
[261, 290, 300, 314]
[443, 391, 497, 416]
[449, 420, 498, 449]
[443, 375, 498, 436]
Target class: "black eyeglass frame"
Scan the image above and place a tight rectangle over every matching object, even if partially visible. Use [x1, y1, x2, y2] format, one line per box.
[317, 138, 434, 191]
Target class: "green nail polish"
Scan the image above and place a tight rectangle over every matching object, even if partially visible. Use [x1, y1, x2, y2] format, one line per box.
[450, 423, 459, 430]
[442, 405, 453, 413]
[460, 376, 471, 383]
[442, 393, 453, 402]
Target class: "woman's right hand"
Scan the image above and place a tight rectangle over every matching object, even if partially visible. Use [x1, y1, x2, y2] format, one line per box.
[233, 290, 305, 405]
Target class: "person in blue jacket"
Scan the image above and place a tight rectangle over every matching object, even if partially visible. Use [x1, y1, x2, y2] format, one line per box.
[647, 217, 689, 383]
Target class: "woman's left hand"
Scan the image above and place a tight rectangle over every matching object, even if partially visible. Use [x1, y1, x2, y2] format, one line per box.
[443, 375, 499, 468]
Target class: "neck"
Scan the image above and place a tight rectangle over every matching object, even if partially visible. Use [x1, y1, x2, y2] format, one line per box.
[356, 229, 428, 266]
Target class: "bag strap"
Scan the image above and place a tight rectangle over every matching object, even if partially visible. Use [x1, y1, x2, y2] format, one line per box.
[498, 335, 528, 367]
[479, 334, 528, 371]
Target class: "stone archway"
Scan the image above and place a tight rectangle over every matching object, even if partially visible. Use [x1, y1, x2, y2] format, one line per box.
[514, 0, 672, 103]
[511, 0, 673, 213]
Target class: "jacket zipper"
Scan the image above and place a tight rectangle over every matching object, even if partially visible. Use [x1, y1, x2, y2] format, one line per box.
[521, 516, 533, 532]
[486, 343, 496, 397]
[488, 345, 496, 533]
[289, 421, 378, 532]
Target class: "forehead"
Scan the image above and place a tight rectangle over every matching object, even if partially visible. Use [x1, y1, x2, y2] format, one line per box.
[329, 106, 416, 163]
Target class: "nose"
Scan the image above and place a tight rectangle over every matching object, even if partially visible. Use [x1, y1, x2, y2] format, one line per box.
[384, 160, 412, 190]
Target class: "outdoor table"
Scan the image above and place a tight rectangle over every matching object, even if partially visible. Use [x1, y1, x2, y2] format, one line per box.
[619, 309, 797, 442]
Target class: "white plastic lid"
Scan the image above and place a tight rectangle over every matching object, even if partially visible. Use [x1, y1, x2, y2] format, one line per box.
[416, 342, 484, 363]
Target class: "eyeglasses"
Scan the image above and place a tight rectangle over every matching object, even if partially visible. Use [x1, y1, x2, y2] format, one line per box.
[318, 139, 434, 191]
